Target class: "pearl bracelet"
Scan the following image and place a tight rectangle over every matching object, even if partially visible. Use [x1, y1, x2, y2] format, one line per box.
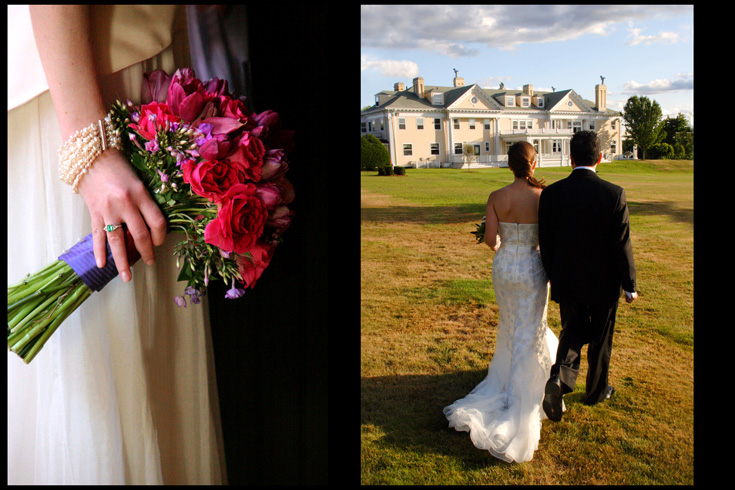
[58, 112, 123, 193]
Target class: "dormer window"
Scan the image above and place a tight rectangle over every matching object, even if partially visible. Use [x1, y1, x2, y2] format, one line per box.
[536, 97, 544, 108]
[506, 96, 515, 107]
[432, 93, 444, 105]
[521, 97, 530, 108]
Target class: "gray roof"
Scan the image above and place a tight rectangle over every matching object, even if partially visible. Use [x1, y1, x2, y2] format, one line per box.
[362, 84, 621, 116]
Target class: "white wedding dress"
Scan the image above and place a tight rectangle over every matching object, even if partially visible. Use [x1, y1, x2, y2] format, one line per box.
[444, 222, 559, 463]
[7, 6, 225, 484]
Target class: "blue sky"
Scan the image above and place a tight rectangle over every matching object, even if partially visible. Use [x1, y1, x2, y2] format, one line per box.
[361, 5, 693, 126]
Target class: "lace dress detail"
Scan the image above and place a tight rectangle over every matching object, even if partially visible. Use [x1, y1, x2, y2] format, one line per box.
[444, 222, 558, 463]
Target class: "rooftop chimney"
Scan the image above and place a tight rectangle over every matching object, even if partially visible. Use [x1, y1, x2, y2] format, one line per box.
[523, 84, 533, 96]
[595, 82, 607, 111]
[394, 82, 405, 92]
[453, 76, 465, 87]
[413, 77, 424, 98]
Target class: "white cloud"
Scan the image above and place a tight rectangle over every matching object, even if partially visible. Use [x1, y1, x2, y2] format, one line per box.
[361, 5, 692, 55]
[623, 74, 693, 95]
[361, 56, 420, 78]
[626, 22, 681, 46]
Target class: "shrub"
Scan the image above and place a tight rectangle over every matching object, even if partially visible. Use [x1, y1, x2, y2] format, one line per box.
[394, 167, 406, 176]
[361, 134, 390, 171]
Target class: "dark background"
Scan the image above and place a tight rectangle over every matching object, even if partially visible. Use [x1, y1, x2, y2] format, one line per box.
[205, 4, 330, 485]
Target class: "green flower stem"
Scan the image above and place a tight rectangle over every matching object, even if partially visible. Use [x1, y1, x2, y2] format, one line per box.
[8, 286, 71, 342]
[8, 268, 69, 307]
[20, 283, 92, 364]
[8, 261, 68, 303]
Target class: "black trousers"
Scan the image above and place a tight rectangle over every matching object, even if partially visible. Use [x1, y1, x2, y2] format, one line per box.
[550, 299, 619, 405]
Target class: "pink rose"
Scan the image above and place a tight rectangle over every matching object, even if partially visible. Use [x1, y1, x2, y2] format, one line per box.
[182, 159, 244, 203]
[236, 241, 277, 289]
[204, 183, 268, 254]
[130, 102, 180, 140]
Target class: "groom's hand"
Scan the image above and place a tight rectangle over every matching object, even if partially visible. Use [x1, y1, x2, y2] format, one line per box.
[624, 291, 638, 303]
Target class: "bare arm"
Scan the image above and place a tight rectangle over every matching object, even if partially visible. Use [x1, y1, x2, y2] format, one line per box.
[484, 192, 500, 251]
[29, 6, 167, 281]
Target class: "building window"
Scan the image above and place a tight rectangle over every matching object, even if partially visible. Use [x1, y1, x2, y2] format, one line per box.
[432, 93, 443, 105]
[431, 143, 439, 155]
[521, 97, 530, 107]
[469, 119, 476, 130]
[361, 122, 367, 133]
[611, 120, 617, 130]
[403, 144, 412, 156]
[434, 118, 441, 130]
[454, 143, 463, 155]
[484, 119, 491, 130]
[552, 140, 562, 153]
[611, 141, 617, 154]
[485, 141, 491, 152]
[454, 119, 460, 130]
[568, 121, 582, 133]
[416, 118, 424, 130]
[512, 120, 533, 130]
[537, 97, 544, 108]
[398, 118, 406, 130]
[589, 120, 595, 130]
[506, 96, 515, 107]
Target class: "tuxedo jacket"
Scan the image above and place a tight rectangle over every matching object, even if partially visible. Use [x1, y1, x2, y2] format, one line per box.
[538, 168, 636, 307]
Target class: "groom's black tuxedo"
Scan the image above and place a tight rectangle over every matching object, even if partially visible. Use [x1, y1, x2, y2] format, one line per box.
[538, 167, 636, 404]
[538, 168, 636, 306]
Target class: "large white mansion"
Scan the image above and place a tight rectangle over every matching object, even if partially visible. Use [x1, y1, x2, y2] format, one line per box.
[360, 74, 624, 168]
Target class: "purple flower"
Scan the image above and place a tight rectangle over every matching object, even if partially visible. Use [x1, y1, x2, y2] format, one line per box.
[185, 286, 203, 304]
[225, 278, 246, 299]
[145, 139, 160, 153]
[157, 169, 169, 182]
[174, 295, 187, 308]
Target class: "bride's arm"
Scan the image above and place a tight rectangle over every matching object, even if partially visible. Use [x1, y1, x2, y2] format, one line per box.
[484, 192, 500, 251]
[29, 5, 167, 282]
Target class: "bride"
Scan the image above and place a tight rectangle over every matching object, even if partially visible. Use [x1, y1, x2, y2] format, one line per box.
[444, 141, 559, 463]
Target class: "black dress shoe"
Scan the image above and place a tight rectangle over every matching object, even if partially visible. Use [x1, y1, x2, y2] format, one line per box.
[543, 377, 564, 422]
[604, 385, 615, 400]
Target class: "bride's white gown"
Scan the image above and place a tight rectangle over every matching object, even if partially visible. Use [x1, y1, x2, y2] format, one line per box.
[444, 222, 558, 463]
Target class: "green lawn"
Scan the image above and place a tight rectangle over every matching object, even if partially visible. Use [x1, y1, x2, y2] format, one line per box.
[361, 160, 693, 485]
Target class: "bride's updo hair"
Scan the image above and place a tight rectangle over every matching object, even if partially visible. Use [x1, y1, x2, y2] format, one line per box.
[507, 141, 546, 189]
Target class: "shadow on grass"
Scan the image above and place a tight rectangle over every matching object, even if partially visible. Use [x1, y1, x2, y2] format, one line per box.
[361, 203, 484, 225]
[361, 370, 592, 466]
[628, 200, 693, 226]
[361, 370, 503, 468]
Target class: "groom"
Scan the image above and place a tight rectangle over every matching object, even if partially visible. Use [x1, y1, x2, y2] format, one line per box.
[538, 130, 637, 422]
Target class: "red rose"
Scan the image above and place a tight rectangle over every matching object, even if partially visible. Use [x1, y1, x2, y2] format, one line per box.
[204, 183, 268, 254]
[236, 241, 276, 288]
[131, 102, 180, 140]
[182, 159, 244, 203]
[228, 132, 266, 182]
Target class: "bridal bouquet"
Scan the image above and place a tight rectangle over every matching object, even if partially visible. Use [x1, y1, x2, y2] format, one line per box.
[472, 216, 486, 244]
[8, 68, 295, 363]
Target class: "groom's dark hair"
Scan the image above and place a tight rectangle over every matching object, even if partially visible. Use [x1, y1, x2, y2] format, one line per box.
[570, 130, 601, 166]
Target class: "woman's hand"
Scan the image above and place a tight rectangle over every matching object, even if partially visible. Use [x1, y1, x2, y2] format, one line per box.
[77, 149, 167, 282]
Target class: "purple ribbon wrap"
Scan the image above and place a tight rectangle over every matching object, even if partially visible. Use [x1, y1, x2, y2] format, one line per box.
[58, 233, 119, 292]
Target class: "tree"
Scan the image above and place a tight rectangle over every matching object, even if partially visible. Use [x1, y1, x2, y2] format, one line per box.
[623, 96, 665, 159]
[463, 143, 477, 171]
[661, 113, 693, 159]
